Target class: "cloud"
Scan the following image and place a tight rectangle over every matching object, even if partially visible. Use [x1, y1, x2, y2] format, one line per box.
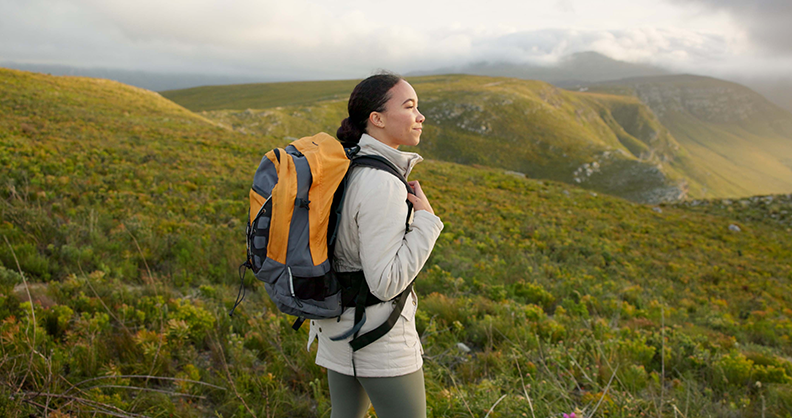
[463, 27, 734, 71]
[0, 0, 784, 80]
[667, 0, 792, 55]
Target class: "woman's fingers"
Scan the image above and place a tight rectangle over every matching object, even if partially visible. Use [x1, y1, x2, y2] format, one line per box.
[408, 181, 427, 199]
[406, 181, 434, 215]
[406, 193, 431, 214]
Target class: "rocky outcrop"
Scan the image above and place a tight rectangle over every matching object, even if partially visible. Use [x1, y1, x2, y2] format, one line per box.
[607, 75, 783, 123]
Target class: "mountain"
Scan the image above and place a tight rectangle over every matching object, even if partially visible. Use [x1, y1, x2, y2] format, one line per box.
[408, 51, 670, 87]
[0, 62, 274, 91]
[411, 50, 792, 114]
[164, 73, 792, 202]
[588, 75, 792, 198]
[163, 74, 692, 203]
[734, 76, 792, 114]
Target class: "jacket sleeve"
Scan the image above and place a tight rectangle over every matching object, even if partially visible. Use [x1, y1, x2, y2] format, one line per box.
[353, 169, 444, 301]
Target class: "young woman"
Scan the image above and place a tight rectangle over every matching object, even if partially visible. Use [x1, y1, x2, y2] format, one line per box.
[306, 73, 444, 418]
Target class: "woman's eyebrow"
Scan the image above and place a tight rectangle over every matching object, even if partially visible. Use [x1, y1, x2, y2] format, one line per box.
[402, 98, 416, 105]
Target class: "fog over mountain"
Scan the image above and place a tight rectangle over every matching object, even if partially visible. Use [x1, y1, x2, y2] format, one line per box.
[408, 52, 670, 87]
[6, 50, 792, 115]
[410, 52, 792, 114]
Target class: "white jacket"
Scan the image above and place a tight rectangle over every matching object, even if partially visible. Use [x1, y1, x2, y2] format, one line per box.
[307, 134, 444, 377]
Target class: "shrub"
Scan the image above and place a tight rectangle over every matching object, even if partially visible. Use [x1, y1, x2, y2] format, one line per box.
[716, 351, 754, 388]
[512, 281, 555, 310]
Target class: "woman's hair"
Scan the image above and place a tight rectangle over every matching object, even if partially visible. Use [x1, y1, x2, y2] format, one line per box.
[337, 72, 403, 147]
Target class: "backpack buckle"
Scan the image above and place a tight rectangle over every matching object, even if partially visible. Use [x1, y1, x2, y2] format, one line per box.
[345, 145, 361, 159]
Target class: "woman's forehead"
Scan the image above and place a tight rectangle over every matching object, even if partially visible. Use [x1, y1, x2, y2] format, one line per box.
[388, 80, 418, 103]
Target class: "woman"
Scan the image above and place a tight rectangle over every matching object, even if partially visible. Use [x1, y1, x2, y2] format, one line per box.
[306, 73, 444, 418]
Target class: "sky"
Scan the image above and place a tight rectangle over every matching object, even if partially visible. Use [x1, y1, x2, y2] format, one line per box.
[2, 0, 791, 81]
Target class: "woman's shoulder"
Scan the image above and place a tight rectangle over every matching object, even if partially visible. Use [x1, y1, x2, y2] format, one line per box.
[346, 167, 410, 217]
[348, 165, 409, 194]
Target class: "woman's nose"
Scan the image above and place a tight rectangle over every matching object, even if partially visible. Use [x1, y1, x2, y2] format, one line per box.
[416, 110, 425, 123]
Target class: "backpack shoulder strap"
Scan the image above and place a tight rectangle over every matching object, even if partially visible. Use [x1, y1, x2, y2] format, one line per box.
[335, 155, 418, 355]
[350, 155, 415, 229]
[350, 155, 415, 195]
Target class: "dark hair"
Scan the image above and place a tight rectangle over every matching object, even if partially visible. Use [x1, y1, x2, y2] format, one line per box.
[337, 72, 403, 147]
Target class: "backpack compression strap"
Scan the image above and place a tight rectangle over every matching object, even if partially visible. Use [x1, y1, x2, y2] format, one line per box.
[350, 282, 414, 352]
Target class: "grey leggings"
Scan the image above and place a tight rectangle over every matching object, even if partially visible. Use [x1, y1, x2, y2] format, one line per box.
[327, 368, 426, 418]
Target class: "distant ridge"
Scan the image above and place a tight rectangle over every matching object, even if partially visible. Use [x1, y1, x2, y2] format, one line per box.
[160, 79, 359, 112]
[408, 51, 669, 87]
[409, 51, 792, 114]
[163, 73, 792, 201]
[166, 74, 690, 203]
[590, 74, 792, 198]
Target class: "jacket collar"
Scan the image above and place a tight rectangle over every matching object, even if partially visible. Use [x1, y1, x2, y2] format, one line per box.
[357, 133, 423, 178]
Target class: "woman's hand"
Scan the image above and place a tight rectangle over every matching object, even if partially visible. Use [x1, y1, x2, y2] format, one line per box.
[407, 180, 435, 215]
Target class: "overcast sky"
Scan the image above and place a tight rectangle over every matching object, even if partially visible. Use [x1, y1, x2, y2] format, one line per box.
[2, 0, 791, 80]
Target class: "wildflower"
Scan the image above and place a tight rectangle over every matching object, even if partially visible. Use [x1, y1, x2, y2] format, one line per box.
[563, 413, 577, 418]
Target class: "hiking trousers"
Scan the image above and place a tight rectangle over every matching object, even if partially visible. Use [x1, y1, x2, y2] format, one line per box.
[327, 368, 426, 418]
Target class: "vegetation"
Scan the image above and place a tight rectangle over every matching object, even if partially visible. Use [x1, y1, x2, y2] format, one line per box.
[179, 75, 691, 203]
[2, 67, 792, 417]
[166, 74, 792, 204]
[590, 75, 792, 200]
[160, 79, 359, 112]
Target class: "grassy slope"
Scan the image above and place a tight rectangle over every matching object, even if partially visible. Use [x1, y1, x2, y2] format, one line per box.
[591, 75, 792, 199]
[160, 79, 359, 111]
[2, 68, 792, 417]
[170, 75, 688, 203]
[168, 74, 792, 202]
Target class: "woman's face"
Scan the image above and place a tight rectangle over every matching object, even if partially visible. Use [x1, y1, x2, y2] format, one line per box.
[369, 80, 425, 149]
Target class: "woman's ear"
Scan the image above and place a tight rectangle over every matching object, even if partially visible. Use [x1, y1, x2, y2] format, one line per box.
[369, 111, 385, 129]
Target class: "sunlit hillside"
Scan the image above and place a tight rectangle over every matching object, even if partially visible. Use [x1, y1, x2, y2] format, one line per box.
[2, 68, 792, 417]
[591, 75, 792, 199]
[161, 79, 359, 111]
[164, 74, 792, 203]
[165, 75, 689, 203]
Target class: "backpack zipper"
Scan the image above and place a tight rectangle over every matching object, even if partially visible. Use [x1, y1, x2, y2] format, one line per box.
[288, 267, 303, 307]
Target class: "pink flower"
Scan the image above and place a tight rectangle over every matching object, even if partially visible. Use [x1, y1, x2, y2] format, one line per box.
[563, 414, 577, 418]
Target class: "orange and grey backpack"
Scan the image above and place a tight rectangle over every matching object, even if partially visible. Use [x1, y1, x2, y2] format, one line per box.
[233, 132, 414, 353]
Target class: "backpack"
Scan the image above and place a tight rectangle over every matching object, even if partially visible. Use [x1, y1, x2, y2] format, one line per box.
[232, 132, 414, 353]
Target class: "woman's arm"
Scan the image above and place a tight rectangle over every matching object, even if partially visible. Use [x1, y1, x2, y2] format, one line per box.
[353, 169, 444, 301]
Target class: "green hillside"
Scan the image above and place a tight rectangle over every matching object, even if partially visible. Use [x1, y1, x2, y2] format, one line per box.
[166, 74, 792, 203]
[590, 75, 792, 199]
[160, 79, 359, 111]
[2, 68, 792, 417]
[171, 75, 689, 203]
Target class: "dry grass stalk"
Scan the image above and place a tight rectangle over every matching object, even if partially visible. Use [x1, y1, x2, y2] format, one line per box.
[212, 332, 258, 418]
[23, 391, 152, 418]
[3, 236, 45, 402]
[67, 374, 226, 392]
[588, 364, 618, 418]
[124, 224, 153, 285]
[78, 261, 133, 338]
[514, 356, 536, 418]
[484, 394, 508, 418]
